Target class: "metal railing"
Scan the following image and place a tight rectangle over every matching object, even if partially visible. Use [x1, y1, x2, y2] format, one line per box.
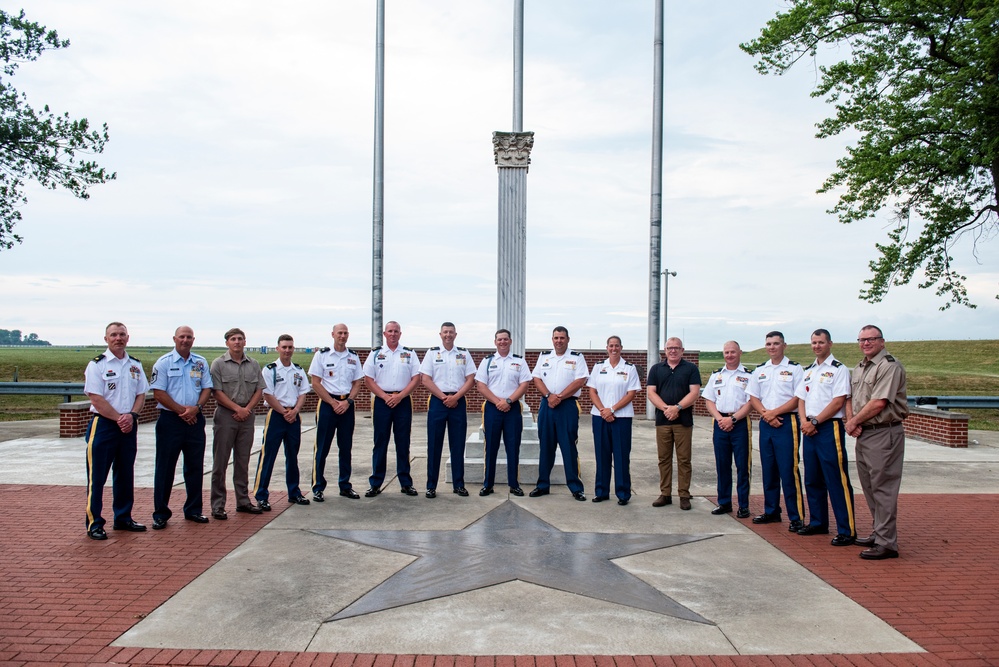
[909, 396, 999, 410]
[0, 382, 86, 403]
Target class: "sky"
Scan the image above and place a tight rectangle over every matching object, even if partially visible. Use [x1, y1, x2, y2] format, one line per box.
[2, 0, 996, 352]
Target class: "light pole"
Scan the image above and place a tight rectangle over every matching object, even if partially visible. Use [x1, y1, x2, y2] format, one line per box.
[662, 269, 676, 344]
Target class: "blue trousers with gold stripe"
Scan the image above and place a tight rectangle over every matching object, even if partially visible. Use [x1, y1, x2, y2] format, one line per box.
[535, 398, 583, 493]
[801, 418, 856, 537]
[85, 414, 137, 530]
[758, 415, 804, 522]
[369, 395, 413, 489]
[712, 417, 752, 511]
[253, 409, 303, 503]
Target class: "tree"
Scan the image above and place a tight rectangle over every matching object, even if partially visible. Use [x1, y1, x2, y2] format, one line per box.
[0, 9, 115, 251]
[741, 1, 999, 308]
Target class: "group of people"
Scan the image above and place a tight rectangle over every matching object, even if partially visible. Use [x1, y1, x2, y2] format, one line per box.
[83, 320, 909, 561]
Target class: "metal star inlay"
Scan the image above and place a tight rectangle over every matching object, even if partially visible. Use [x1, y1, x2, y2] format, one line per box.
[313, 501, 719, 624]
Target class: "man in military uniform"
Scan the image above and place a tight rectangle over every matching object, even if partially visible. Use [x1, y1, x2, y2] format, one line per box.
[474, 329, 532, 496]
[150, 325, 213, 529]
[795, 329, 856, 546]
[701, 341, 753, 518]
[209, 328, 263, 519]
[253, 334, 312, 510]
[420, 322, 476, 498]
[363, 320, 421, 497]
[309, 323, 364, 501]
[746, 330, 805, 531]
[845, 325, 908, 560]
[529, 326, 589, 501]
[82, 322, 149, 540]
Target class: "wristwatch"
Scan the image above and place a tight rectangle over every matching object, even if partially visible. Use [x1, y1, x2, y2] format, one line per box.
[809, 417, 819, 426]
[505, 398, 514, 405]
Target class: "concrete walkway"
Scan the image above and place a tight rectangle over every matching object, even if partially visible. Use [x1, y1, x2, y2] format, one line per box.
[0, 414, 997, 665]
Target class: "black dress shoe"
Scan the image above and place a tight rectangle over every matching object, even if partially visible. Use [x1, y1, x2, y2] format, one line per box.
[788, 519, 804, 532]
[592, 496, 610, 503]
[860, 544, 899, 560]
[152, 518, 168, 530]
[617, 499, 629, 506]
[453, 487, 469, 497]
[365, 487, 381, 498]
[289, 496, 311, 505]
[510, 487, 524, 496]
[797, 524, 829, 536]
[258, 500, 271, 511]
[339, 489, 360, 499]
[752, 512, 782, 524]
[211, 509, 228, 520]
[185, 514, 209, 523]
[528, 488, 549, 497]
[313, 491, 325, 502]
[711, 504, 733, 515]
[854, 535, 876, 547]
[400, 486, 419, 496]
[87, 526, 108, 540]
[113, 519, 147, 532]
[831, 534, 856, 547]
[736, 508, 751, 519]
[237, 504, 263, 514]
[478, 487, 493, 496]
[572, 491, 586, 501]
[425, 489, 437, 498]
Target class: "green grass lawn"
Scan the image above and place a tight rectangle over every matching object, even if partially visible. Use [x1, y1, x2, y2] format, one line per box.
[3, 341, 998, 428]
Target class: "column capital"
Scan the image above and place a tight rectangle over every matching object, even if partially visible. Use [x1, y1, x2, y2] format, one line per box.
[492, 131, 535, 168]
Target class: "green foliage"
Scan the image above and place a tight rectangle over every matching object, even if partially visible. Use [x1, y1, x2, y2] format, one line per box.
[741, 1, 999, 308]
[0, 328, 50, 345]
[0, 9, 114, 250]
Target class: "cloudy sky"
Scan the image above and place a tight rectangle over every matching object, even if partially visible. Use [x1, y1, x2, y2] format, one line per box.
[2, 0, 996, 351]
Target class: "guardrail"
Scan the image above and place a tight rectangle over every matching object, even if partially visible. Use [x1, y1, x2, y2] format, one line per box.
[909, 396, 999, 410]
[0, 382, 86, 403]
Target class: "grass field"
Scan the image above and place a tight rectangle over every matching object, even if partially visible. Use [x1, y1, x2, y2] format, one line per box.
[3, 341, 998, 429]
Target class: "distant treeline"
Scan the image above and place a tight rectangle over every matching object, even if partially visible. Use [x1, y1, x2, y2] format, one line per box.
[0, 329, 51, 346]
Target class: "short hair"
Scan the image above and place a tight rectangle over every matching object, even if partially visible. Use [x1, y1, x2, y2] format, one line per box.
[765, 330, 785, 342]
[811, 328, 832, 342]
[440, 321, 456, 330]
[723, 340, 741, 351]
[553, 326, 569, 336]
[860, 324, 884, 337]
[224, 327, 245, 341]
[494, 328, 511, 338]
[105, 321, 126, 333]
[277, 334, 294, 344]
[606, 335, 622, 346]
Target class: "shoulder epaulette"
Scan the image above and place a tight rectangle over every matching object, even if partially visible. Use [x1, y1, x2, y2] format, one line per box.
[804, 362, 816, 370]
[346, 348, 357, 355]
[293, 362, 304, 369]
[456, 346, 468, 351]
[371, 346, 381, 352]
[92, 354, 104, 363]
[570, 350, 582, 356]
[713, 366, 724, 374]
[428, 346, 441, 351]
[266, 362, 277, 369]
[624, 361, 634, 366]
[512, 353, 523, 359]
[831, 360, 842, 367]
[319, 347, 330, 353]
[128, 354, 141, 363]
[788, 360, 800, 366]
[403, 346, 414, 352]
[885, 354, 896, 362]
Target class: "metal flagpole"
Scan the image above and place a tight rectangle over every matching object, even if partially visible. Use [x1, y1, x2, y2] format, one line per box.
[371, 0, 385, 347]
[646, 0, 664, 419]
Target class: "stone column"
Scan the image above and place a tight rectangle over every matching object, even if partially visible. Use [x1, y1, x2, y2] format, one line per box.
[493, 131, 534, 358]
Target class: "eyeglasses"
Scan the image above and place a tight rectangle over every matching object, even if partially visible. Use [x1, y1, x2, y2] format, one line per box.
[665, 347, 682, 351]
[857, 337, 883, 344]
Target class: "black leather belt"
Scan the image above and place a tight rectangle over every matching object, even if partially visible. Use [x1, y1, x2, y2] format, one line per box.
[333, 394, 350, 400]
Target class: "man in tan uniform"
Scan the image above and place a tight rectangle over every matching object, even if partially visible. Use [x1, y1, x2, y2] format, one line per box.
[844, 324, 908, 560]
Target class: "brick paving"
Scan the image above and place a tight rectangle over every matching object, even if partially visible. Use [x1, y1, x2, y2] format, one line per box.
[0, 485, 995, 667]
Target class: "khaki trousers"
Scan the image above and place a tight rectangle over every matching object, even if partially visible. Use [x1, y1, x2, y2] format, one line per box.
[656, 424, 692, 498]
[211, 407, 256, 511]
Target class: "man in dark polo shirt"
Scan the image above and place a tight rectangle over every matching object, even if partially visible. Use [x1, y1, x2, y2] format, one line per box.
[646, 337, 702, 510]
[845, 324, 908, 560]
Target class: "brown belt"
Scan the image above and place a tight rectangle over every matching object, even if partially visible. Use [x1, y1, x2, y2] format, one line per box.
[862, 421, 902, 431]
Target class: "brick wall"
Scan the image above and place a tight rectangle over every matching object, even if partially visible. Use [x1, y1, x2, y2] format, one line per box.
[904, 407, 969, 448]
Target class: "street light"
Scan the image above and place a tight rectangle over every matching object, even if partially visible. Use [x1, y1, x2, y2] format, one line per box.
[662, 269, 676, 349]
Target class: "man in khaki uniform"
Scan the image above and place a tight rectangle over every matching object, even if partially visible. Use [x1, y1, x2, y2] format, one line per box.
[844, 324, 908, 560]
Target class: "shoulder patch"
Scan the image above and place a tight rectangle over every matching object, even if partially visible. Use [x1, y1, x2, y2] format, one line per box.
[788, 360, 800, 366]
[294, 362, 304, 369]
[885, 354, 896, 362]
[371, 346, 381, 352]
[92, 354, 104, 363]
[347, 348, 356, 356]
[804, 363, 815, 370]
[570, 350, 582, 356]
[319, 347, 330, 353]
[128, 354, 141, 363]
[831, 360, 842, 367]
[403, 346, 414, 352]
[266, 362, 277, 369]
[624, 361, 634, 366]
[712, 367, 723, 374]
[512, 353, 523, 359]
[428, 346, 441, 351]
[456, 346, 468, 351]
